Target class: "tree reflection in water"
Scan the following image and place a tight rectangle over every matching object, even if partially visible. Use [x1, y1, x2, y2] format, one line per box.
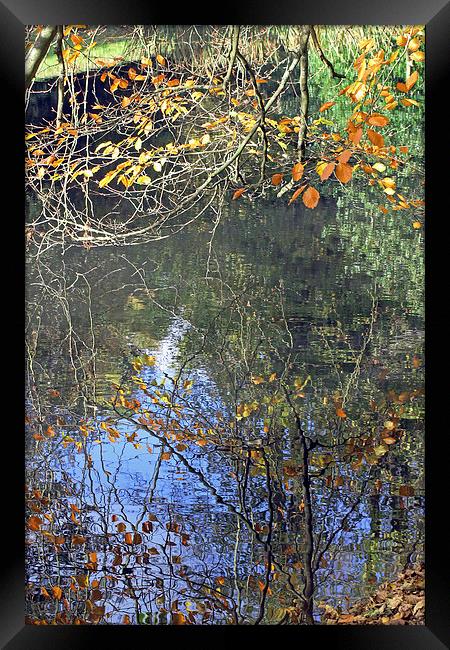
[25, 204, 424, 624]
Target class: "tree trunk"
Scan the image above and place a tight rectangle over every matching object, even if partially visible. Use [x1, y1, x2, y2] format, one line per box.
[25, 25, 58, 90]
[297, 29, 311, 161]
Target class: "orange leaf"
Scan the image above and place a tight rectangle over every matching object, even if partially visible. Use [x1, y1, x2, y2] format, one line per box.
[28, 516, 42, 531]
[292, 162, 304, 182]
[124, 532, 133, 544]
[320, 162, 335, 181]
[288, 184, 306, 205]
[406, 70, 419, 91]
[232, 188, 246, 200]
[348, 124, 363, 145]
[52, 585, 63, 600]
[171, 612, 186, 625]
[156, 54, 166, 66]
[167, 78, 180, 87]
[319, 101, 335, 112]
[335, 407, 347, 418]
[303, 186, 320, 209]
[337, 149, 352, 164]
[271, 173, 283, 186]
[335, 162, 353, 184]
[367, 113, 389, 127]
[72, 535, 86, 545]
[367, 129, 384, 148]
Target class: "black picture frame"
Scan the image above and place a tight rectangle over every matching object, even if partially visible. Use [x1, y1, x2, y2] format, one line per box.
[2, 1, 449, 647]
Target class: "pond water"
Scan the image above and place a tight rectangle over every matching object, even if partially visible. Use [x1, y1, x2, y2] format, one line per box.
[25, 177, 424, 624]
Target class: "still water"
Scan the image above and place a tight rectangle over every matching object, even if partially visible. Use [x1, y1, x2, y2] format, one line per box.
[25, 184, 424, 624]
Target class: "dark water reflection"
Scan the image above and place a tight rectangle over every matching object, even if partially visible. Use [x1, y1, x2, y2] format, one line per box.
[25, 187, 424, 624]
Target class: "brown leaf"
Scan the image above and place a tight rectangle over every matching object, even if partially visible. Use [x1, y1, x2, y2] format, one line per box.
[232, 187, 246, 200]
[28, 516, 42, 531]
[271, 173, 283, 186]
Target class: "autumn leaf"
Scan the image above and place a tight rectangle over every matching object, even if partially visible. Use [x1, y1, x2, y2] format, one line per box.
[272, 173, 283, 186]
[303, 186, 320, 209]
[405, 70, 419, 91]
[292, 162, 304, 182]
[410, 51, 425, 62]
[171, 612, 186, 625]
[28, 516, 42, 531]
[319, 101, 335, 112]
[232, 188, 246, 200]
[335, 162, 353, 184]
[348, 123, 363, 145]
[367, 113, 389, 127]
[337, 149, 352, 164]
[288, 184, 306, 205]
[367, 129, 384, 148]
[156, 54, 166, 66]
[317, 161, 335, 181]
[335, 407, 347, 418]
[52, 585, 63, 600]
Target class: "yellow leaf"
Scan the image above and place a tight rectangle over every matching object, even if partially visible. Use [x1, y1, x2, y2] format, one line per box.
[136, 175, 151, 185]
[156, 54, 166, 66]
[410, 51, 425, 62]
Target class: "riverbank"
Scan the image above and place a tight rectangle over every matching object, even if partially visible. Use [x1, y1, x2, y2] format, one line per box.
[319, 564, 425, 625]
